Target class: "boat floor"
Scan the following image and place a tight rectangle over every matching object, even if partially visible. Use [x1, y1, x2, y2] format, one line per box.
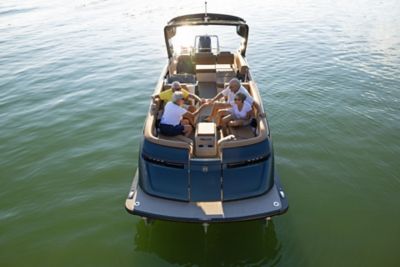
[125, 171, 288, 223]
[197, 82, 217, 98]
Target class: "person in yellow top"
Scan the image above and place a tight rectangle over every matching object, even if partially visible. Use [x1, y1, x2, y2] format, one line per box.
[153, 81, 204, 112]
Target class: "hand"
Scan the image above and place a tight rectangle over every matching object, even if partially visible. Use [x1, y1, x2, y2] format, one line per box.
[259, 112, 266, 118]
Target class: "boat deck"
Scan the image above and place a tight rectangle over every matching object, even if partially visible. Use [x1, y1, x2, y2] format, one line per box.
[125, 171, 288, 222]
[154, 51, 259, 149]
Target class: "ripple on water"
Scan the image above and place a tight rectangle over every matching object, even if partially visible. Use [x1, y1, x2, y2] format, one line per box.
[1, 0, 400, 266]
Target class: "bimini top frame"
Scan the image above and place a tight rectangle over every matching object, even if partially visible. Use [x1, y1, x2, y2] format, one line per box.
[164, 13, 249, 59]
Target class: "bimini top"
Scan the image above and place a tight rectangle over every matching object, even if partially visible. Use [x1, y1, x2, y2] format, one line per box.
[164, 13, 249, 58]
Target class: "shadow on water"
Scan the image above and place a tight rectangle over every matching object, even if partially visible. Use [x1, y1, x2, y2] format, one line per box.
[134, 219, 281, 266]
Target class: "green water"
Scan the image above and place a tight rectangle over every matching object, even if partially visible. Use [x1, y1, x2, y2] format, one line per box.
[1, 0, 399, 266]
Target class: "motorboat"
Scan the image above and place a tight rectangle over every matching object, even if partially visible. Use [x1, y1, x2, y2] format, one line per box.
[125, 12, 288, 224]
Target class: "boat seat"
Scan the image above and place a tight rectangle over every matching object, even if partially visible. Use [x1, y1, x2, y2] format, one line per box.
[216, 64, 234, 71]
[176, 55, 195, 74]
[196, 68, 217, 83]
[215, 52, 236, 88]
[196, 64, 216, 73]
[234, 53, 249, 78]
[228, 125, 255, 140]
[154, 110, 193, 145]
[158, 133, 194, 145]
[241, 82, 251, 92]
[194, 53, 217, 83]
[217, 51, 234, 65]
[163, 83, 196, 95]
[194, 52, 216, 65]
[168, 74, 197, 84]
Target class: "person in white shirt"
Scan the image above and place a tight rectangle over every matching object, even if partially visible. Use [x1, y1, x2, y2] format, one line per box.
[152, 81, 204, 112]
[215, 92, 253, 134]
[159, 91, 204, 137]
[204, 78, 263, 122]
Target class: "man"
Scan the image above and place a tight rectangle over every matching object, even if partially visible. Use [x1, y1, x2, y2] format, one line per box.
[153, 81, 203, 112]
[205, 78, 263, 121]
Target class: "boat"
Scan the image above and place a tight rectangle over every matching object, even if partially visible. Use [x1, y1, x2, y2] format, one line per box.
[125, 11, 288, 224]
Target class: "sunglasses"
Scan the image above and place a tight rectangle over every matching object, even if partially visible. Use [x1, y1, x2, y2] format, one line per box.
[234, 98, 241, 101]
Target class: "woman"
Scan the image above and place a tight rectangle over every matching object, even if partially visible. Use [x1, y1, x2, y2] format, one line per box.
[204, 78, 253, 122]
[215, 92, 253, 134]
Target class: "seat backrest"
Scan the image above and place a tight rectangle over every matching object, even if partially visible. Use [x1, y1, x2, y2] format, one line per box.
[176, 55, 195, 74]
[217, 52, 234, 65]
[194, 52, 216, 65]
[234, 53, 249, 75]
[167, 74, 197, 84]
[241, 82, 251, 92]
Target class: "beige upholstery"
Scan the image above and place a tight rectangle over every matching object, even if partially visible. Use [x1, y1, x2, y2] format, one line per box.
[195, 122, 217, 157]
[228, 125, 255, 139]
[217, 52, 234, 65]
[196, 65, 216, 73]
[216, 64, 233, 70]
[234, 53, 249, 75]
[194, 52, 216, 65]
[176, 55, 195, 74]
[144, 62, 269, 153]
[241, 82, 251, 91]
[219, 119, 268, 149]
[144, 113, 193, 151]
[146, 64, 195, 150]
[216, 80, 269, 149]
[158, 133, 194, 145]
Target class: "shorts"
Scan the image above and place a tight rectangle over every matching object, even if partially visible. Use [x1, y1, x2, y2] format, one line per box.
[159, 123, 184, 136]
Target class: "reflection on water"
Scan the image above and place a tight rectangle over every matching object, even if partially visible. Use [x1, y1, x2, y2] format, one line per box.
[134, 220, 281, 266]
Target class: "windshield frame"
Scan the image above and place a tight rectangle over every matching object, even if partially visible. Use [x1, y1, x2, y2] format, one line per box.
[164, 13, 249, 59]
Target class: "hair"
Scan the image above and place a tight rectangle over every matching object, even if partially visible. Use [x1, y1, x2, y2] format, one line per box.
[235, 92, 246, 103]
[171, 81, 181, 90]
[172, 91, 184, 103]
[229, 78, 241, 90]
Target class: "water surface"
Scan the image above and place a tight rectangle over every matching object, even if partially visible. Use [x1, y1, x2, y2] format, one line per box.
[1, 0, 400, 266]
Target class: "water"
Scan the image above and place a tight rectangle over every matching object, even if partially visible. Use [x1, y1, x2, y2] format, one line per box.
[1, 0, 399, 266]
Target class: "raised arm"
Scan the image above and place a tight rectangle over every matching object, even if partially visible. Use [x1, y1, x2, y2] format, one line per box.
[188, 93, 203, 103]
[209, 91, 224, 103]
[182, 103, 210, 125]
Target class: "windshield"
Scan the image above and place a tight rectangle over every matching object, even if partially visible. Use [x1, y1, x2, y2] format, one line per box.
[170, 25, 242, 55]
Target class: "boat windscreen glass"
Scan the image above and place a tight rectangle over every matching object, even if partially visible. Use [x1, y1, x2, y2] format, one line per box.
[170, 25, 242, 56]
